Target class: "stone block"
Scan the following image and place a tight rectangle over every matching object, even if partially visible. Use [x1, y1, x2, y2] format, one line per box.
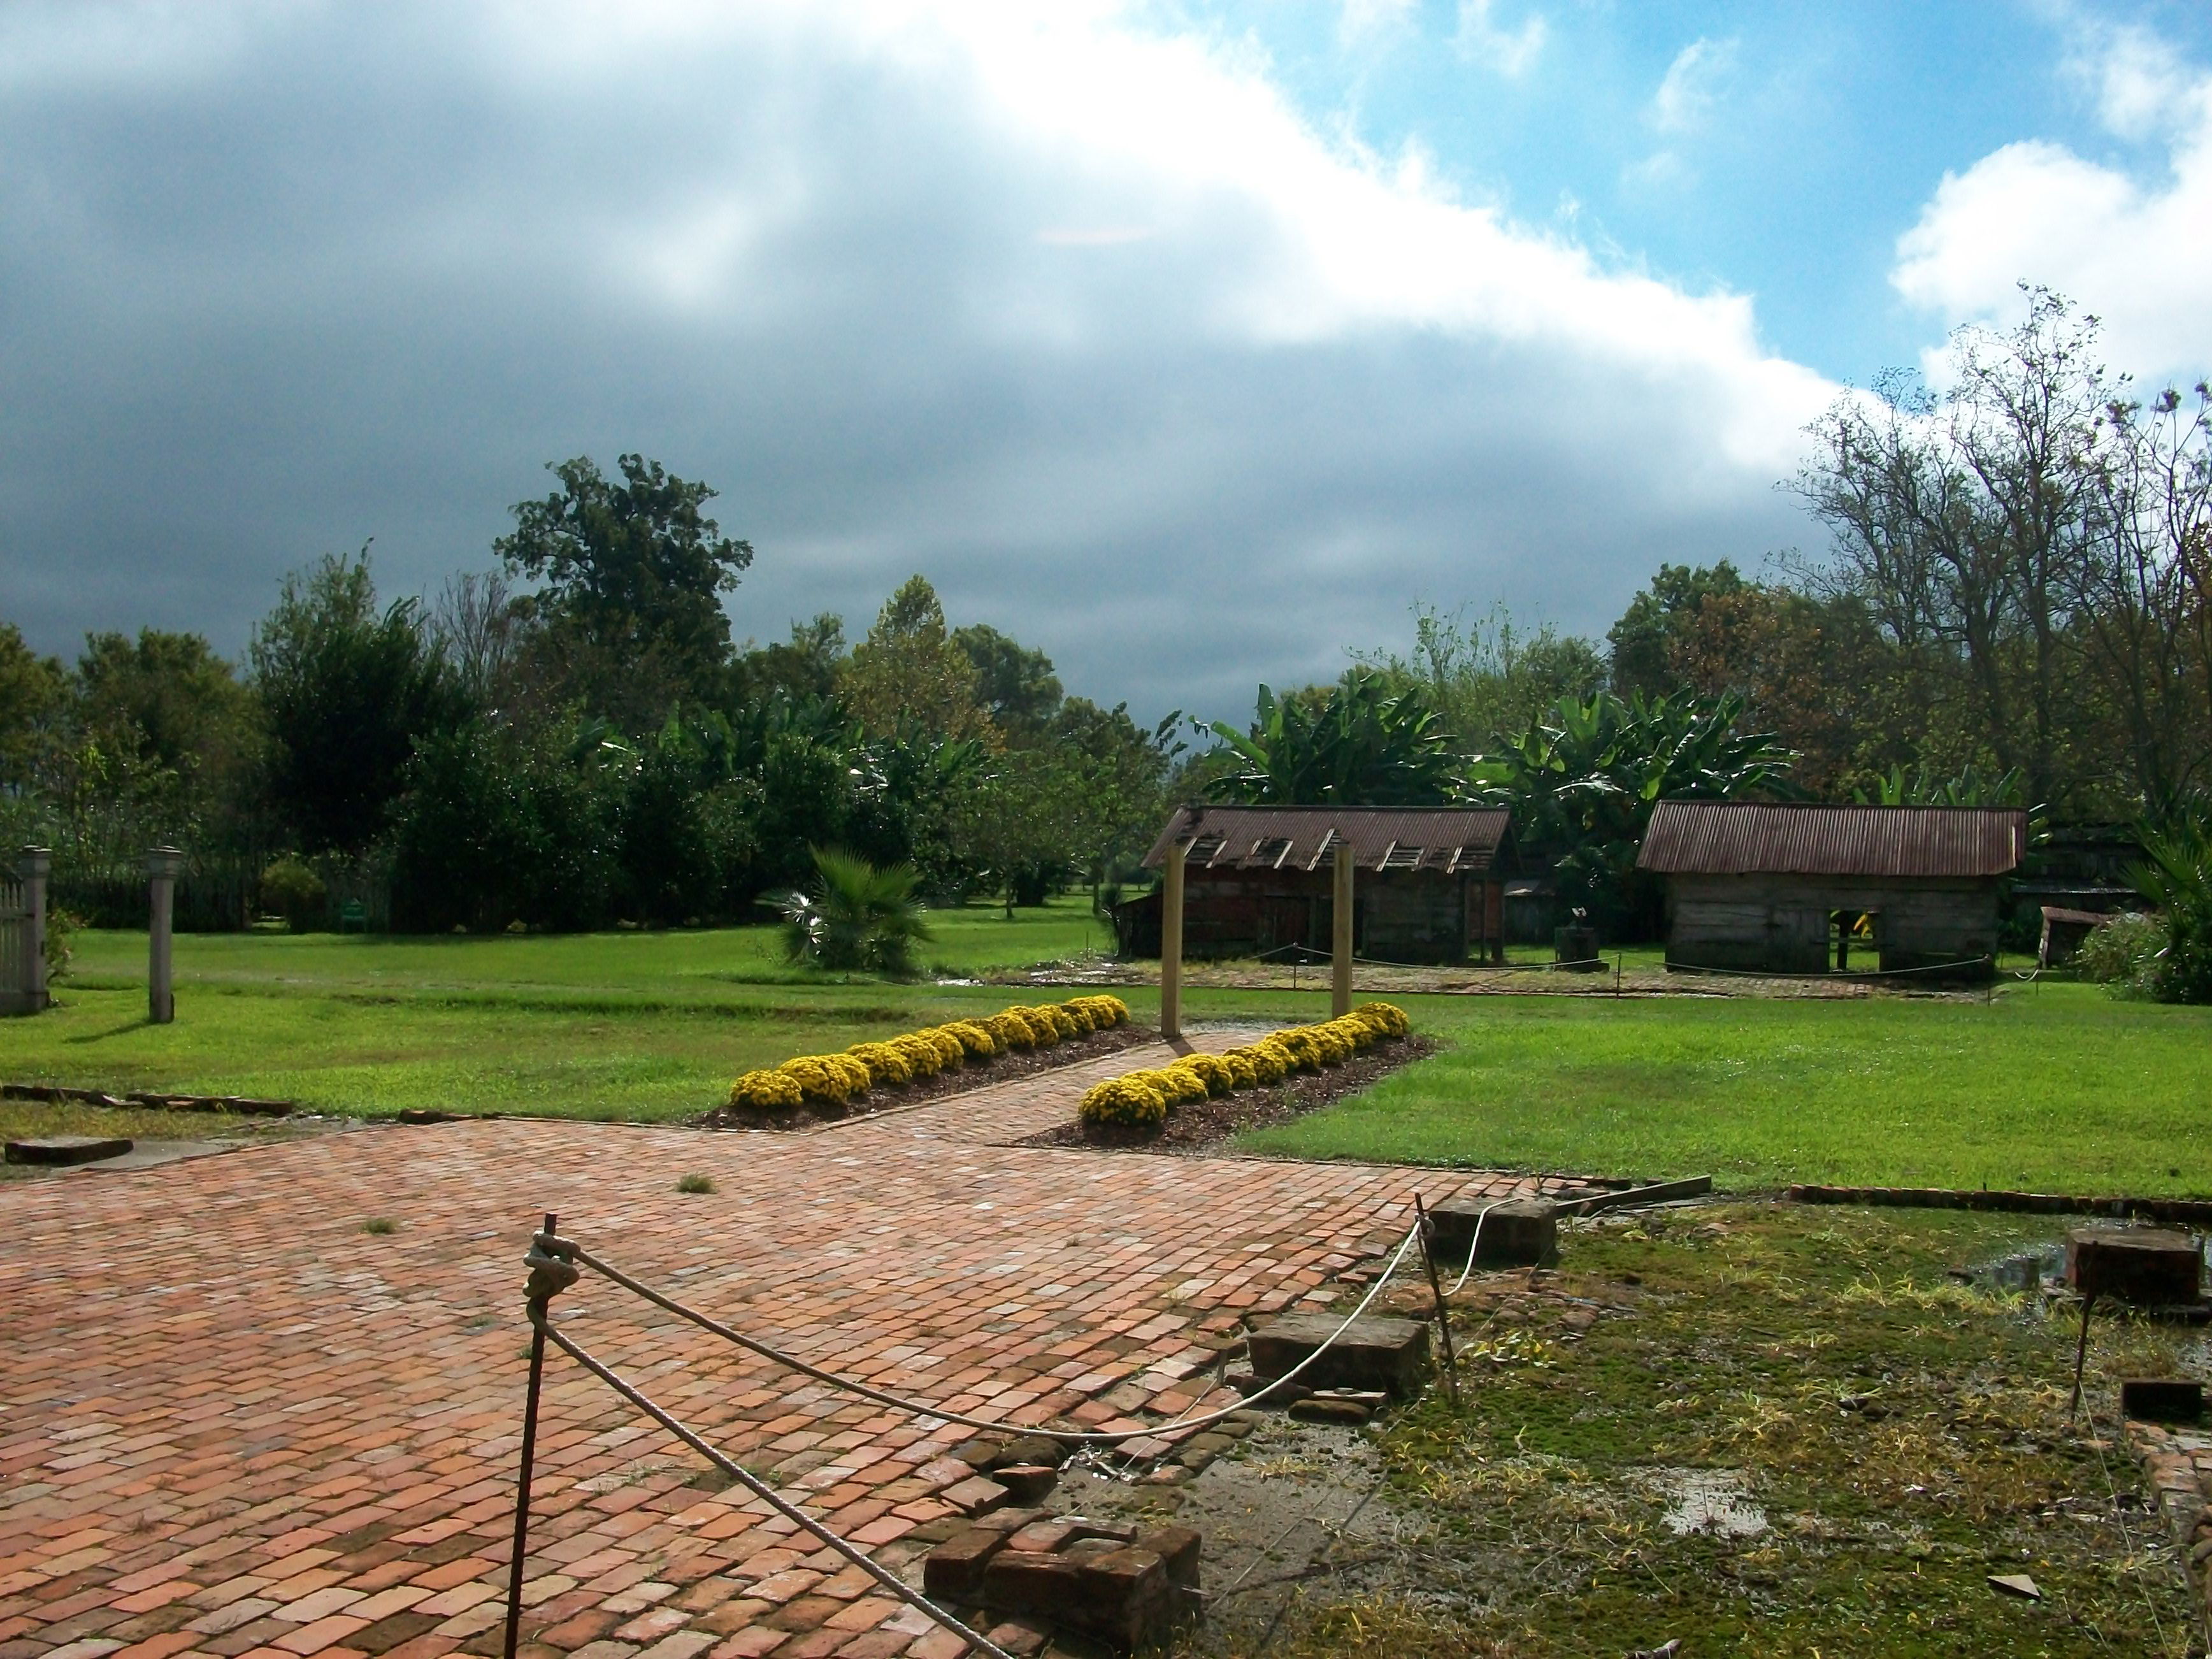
[1132, 1526, 1201, 1591]
[2120, 1378, 2204, 1424]
[940, 1474, 1012, 1516]
[1288, 1397, 1372, 1426]
[4, 1135, 133, 1167]
[993, 1464, 1058, 1504]
[1246, 1313, 1430, 1398]
[921, 1526, 1009, 1600]
[1427, 1197, 1558, 1268]
[2066, 1228, 2203, 1305]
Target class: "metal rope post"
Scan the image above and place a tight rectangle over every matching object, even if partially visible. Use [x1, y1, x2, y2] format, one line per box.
[1414, 1195, 1460, 1409]
[505, 1213, 577, 1659]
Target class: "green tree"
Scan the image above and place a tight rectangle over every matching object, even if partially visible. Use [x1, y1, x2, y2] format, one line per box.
[1205, 671, 1456, 805]
[733, 614, 847, 705]
[953, 623, 1063, 736]
[1605, 562, 1749, 700]
[1356, 602, 1604, 752]
[251, 551, 464, 855]
[496, 454, 753, 726]
[840, 576, 996, 743]
[0, 624, 68, 792]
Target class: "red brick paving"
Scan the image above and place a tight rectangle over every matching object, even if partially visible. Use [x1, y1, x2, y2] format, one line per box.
[0, 1037, 1552, 1656]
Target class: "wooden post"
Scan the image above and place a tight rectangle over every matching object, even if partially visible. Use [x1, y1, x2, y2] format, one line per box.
[147, 846, 183, 1025]
[1159, 838, 1187, 1040]
[1332, 841, 1354, 1017]
[20, 847, 50, 1013]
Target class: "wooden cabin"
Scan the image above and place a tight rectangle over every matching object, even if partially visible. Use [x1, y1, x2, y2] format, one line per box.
[1114, 804, 1511, 965]
[1637, 801, 2028, 979]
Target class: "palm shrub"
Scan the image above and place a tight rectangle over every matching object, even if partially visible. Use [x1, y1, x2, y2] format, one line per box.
[777, 847, 931, 975]
[2076, 912, 2165, 995]
[2129, 801, 2212, 1003]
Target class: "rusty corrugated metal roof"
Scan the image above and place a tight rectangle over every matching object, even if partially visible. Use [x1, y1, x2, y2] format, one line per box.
[1142, 804, 1509, 875]
[1637, 801, 2028, 878]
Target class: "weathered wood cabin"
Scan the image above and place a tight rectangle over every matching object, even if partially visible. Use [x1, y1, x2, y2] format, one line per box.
[1114, 804, 1512, 965]
[1637, 801, 2028, 979]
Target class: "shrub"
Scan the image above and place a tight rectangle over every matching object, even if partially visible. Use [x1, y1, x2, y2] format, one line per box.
[1070, 994, 1131, 1028]
[987, 1010, 1037, 1051]
[727, 1068, 804, 1111]
[921, 1028, 966, 1069]
[1356, 1001, 1411, 1038]
[778, 1053, 868, 1104]
[845, 1042, 914, 1088]
[1155, 1063, 1211, 1105]
[943, 1020, 1000, 1059]
[2076, 912, 2165, 995]
[1222, 1049, 1261, 1090]
[2130, 804, 2212, 1004]
[892, 1033, 944, 1077]
[778, 847, 931, 976]
[261, 856, 327, 931]
[677, 1173, 715, 1194]
[1078, 1075, 1168, 1131]
[43, 905, 81, 983]
[1182, 1053, 1235, 1098]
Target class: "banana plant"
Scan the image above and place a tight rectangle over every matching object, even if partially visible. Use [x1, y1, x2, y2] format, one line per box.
[1204, 671, 1459, 805]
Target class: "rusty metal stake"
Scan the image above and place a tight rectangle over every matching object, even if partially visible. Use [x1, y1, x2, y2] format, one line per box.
[1414, 1195, 1461, 1409]
[504, 1211, 566, 1659]
[2069, 1291, 2098, 1421]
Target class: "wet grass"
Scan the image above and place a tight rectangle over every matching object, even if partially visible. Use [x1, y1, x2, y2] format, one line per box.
[1199, 1203, 2203, 1658]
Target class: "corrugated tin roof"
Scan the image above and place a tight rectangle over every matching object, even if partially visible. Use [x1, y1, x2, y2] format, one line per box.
[1143, 804, 1509, 875]
[1637, 801, 2028, 878]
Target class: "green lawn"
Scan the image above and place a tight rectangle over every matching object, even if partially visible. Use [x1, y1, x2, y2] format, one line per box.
[1246, 984, 2212, 1196]
[4, 900, 1135, 1121]
[6, 916, 2207, 1197]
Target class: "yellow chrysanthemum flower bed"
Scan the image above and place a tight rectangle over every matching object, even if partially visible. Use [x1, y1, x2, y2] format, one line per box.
[1075, 1002, 1409, 1135]
[722, 995, 1133, 1112]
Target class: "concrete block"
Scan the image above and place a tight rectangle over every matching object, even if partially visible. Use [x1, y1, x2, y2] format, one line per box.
[1427, 1197, 1558, 1268]
[4, 1135, 133, 1167]
[2120, 1378, 2204, 1424]
[1247, 1312, 1430, 1398]
[2066, 1228, 2202, 1305]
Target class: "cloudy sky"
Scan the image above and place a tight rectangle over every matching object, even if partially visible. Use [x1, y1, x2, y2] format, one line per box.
[4, 0, 2209, 724]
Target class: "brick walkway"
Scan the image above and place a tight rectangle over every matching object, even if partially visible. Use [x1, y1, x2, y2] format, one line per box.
[0, 1037, 1549, 1659]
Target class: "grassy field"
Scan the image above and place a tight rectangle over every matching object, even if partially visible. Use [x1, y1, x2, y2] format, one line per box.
[1246, 983, 2212, 1196]
[4, 912, 2208, 1196]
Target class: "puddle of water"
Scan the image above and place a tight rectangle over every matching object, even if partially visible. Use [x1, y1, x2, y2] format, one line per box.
[1655, 1468, 1767, 1538]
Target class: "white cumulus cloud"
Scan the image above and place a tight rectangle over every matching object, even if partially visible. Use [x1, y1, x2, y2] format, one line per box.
[0, 0, 1835, 718]
[1893, 20, 2212, 386]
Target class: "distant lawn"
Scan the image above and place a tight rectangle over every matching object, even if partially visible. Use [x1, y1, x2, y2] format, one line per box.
[6, 900, 1128, 1120]
[11, 915, 2206, 1196]
[1244, 982, 2212, 1197]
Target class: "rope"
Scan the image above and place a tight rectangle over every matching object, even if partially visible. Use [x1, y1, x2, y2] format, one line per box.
[564, 1216, 1425, 1447]
[538, 1316, 1016, 1659]
[1447, 1200, 1507, 1296]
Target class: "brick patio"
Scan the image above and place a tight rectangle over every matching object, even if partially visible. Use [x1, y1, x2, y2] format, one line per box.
[0, 1038, 1547, 1659]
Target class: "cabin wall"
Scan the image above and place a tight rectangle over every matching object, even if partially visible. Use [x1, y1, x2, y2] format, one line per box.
[1663, 873, 2002, 977]
[1116, 868, 1502, 964]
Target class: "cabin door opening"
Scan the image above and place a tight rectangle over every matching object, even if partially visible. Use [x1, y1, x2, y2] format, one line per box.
[1832, 910, 1878, 972]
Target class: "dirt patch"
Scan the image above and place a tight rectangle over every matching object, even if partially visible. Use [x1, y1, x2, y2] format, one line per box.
[1012, 1035, 1438, 1156]
[694, 1023, 1160, 1131]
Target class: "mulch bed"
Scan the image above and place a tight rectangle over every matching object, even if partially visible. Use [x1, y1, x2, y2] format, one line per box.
[695, 1023, 1160, 1131]
[1014, 1033, 1438, 1156]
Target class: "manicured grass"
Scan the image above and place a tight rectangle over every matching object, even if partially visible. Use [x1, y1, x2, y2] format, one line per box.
[1244, 983, 2212, 1196]
[5, 900, 1135, 1120]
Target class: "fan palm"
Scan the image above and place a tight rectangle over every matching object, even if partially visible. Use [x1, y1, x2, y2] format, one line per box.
[777, 847, 931, 976]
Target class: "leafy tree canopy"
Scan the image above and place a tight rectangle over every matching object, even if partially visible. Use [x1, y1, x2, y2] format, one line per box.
[840, 575, 996, 744]
[496, 453, 752, 723]
[1205, 670, 1458, 806]
[953, 623, 1063, 735]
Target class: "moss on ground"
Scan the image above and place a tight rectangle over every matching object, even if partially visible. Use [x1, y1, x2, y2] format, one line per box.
[1195, 1202, 2201, 1658]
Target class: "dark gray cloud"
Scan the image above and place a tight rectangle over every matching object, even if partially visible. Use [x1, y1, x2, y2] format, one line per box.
[0, 2, 1834, 724]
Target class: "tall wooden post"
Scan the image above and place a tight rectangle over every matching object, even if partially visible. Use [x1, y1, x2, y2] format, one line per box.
[147, 846, 183, 1025]
[1332, 841, 1354, 1017]
[1159, 838, 1187, 1040]
[20, 847, 50, 1013]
